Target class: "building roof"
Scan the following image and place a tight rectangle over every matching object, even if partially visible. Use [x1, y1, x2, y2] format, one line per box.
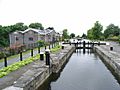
[10, 28, 58, 35]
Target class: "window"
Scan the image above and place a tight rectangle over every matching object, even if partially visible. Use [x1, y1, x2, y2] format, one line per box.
[15, 37, 19, 41]
[29, 37, 33, 41]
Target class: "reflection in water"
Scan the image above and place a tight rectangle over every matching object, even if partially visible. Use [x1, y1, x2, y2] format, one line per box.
[38, 49, 120, 90]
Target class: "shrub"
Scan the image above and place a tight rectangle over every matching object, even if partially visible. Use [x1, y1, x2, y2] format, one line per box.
[37, 40, 45, 47]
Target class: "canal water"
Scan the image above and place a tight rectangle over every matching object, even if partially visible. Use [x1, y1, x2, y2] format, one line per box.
[38, 49, 120, 90]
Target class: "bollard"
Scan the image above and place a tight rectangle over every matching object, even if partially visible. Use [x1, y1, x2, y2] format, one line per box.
[40, 52, 44, 61]
[98, 42, 100, 46]
[4, 56, 7, 67]
[62, 45, 64, 49]
[83, 41, 85, 48]
[31, 49, 33, 57]
[20, 51, 23, 61]
[45, 49, 50, 65]
[45, 46, 46, 50]
[110, 47, 113, 51]
[38, 47, 40, 53]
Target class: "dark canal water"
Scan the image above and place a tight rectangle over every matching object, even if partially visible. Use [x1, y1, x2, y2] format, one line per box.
[38, 49, 120, 90]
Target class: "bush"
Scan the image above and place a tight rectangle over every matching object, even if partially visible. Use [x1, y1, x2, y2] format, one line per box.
[107, 36, 119, 41]
[0, 52, 4, 59]
[37, 40, 45, 47]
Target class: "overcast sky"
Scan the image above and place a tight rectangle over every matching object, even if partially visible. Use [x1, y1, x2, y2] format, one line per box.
[0, 0, 120, 35]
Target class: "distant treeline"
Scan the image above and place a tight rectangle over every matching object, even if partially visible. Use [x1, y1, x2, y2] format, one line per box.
[0, 22, 44, 47]
[87, 21, 120, 42]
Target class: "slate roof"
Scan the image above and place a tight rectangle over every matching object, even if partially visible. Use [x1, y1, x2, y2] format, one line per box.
[11, 28, 56, 35]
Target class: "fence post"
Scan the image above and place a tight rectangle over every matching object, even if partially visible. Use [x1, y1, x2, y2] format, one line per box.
[52, 43, 53, 48]
[4, 56, 7, 67]
[31, 49, 33, 57]
[38, 47, 40, 53]
[45, 46, 46, 50]
[20, 51, 23, 61]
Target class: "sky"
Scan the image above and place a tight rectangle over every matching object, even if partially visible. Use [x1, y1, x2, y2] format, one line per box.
[0, 0, 120, 35]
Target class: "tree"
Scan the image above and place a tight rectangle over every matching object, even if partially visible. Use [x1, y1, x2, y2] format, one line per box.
[104, 24, 120, 38]
[70, 33, 75, 38]
[0, 22, 28, 47]
[81, 33, 87, 39]
[29, 22, 44, 30]
[87, 21, 103, 40]
[87, 29, 93, 40]
[62, 29, 69, 40]
[76, 35, 80, 38]
[92, 21, 103, 39]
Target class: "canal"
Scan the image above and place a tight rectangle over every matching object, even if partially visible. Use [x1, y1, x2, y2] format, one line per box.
[38, 49, 120, 90]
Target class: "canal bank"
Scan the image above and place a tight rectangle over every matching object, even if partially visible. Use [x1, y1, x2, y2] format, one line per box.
[2, 45, 75, 90]
[38, 49, 120, 90]
[94, 46, 120, 82]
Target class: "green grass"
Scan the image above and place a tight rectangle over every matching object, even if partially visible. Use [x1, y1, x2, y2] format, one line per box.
[0, 54, 40, 78]
[50, 45, 61, 53]
[0, 45, 62, 78]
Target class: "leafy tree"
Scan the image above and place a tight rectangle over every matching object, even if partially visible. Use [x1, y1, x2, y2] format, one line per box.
[104, 24, 120, 38]
[87, 29, 93, 40]
[70, 33, 75, 38]
[82, 33, 87, 39]
[29, 22, 44, 30]
[62, 29, 69, 40]
[87, 21, 103, 40]
[76, 35, 80, 38]
[0, 22, 28, 47]
[92, 21, 103, 39]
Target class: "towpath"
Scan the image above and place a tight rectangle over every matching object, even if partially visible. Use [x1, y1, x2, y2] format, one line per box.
[100, 41, 120, 53]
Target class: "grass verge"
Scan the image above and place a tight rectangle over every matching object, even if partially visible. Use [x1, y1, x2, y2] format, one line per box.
[0, 54, 39, 78]
[0, 45, 61, 78]
[50, 45, 61, 53]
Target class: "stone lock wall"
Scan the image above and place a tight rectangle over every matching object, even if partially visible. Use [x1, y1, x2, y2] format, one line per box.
[4, 45, 75, 90]
[94, 46, 120, 79]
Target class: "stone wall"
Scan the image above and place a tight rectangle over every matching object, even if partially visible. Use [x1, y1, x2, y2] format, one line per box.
[4, 45, 75, 90]
[94, 46, 120, 80]
[51, 46, 75, 73]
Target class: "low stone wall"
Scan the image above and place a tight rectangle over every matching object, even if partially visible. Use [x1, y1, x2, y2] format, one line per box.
[51, 46, 75, 73]
[94, 46, 120, 80]
[4, 45, 75, 90]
